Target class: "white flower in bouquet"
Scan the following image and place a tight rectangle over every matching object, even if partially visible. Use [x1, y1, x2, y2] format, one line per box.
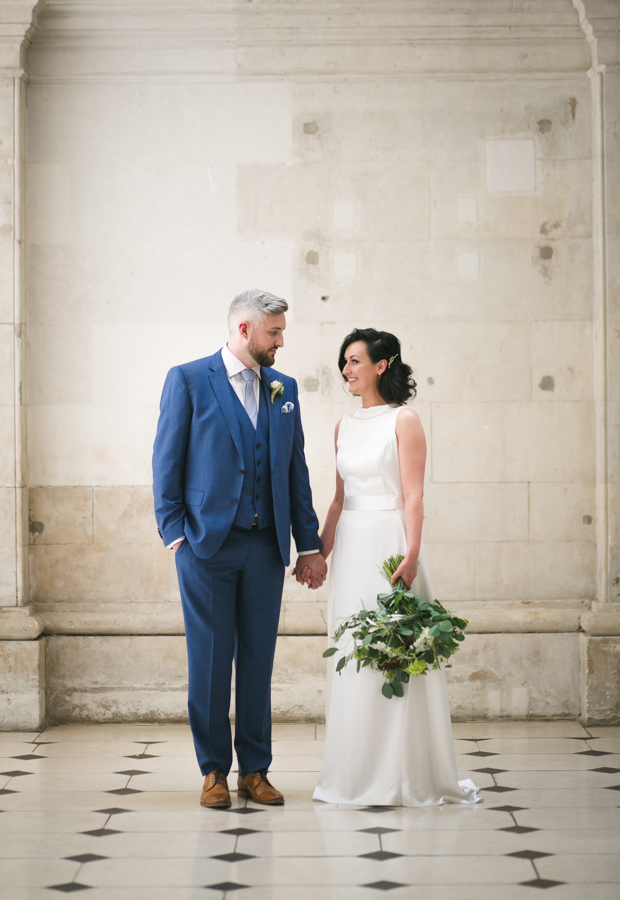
[413, 626, 433, 653]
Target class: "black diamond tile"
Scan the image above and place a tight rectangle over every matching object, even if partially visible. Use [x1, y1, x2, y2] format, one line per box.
[592, 767, 620, 774]
[106, 788, 142, 796]
[500, 825, 540, 834]
[81, 828, 121, 838]
[114, 769, 149, 776]
[48, 884, 92, 893]
[605, 784, 620, 791]
[0, 770, 31, 777]
[466, 751, 499, 757]
[220, 827, 259, 836]
[212, 852, 255, 863]
[205, 882, 249, 892]
[461, 737, 490, 742]
[520, 879, 565, 889]
[472, 767, 507, 775]
[125, 754, 158, 759]
[0, 789, 17, 796]
[32, 741, 56, 745]
[65, 854, 107, 864]
[508, 850, 553, 860]
[482, 785, 516, 793]
[133, 741, 166, 745]
[95, 808, 131, 816]
[229, 807, 263, 815]
[489, 805, 527, 813]
[358, 827, 400, 835]
[11, 754, 47, 760]
[360, 850, 403, 862]
[577, 750, 611, 757]
[362, 882, 408, 892]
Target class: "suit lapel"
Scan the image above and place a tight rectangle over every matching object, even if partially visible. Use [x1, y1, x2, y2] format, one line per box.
[208, 355, 244, 462]
[261, 370, 279, 470]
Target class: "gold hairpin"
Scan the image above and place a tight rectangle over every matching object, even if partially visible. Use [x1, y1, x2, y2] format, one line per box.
[388, 354, 398, 368]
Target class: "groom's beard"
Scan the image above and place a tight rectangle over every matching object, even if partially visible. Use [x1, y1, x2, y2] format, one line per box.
[248, 339, 278, 368]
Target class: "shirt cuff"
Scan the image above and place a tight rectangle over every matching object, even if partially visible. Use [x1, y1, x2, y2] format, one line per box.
[298, 549, 320, 556]
[167, 537, 185, 549]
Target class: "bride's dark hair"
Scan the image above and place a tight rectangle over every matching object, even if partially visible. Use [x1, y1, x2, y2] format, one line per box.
[338, 328, 417, 406]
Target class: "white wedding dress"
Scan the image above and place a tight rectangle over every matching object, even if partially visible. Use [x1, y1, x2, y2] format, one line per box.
[313, 404, 480, 807]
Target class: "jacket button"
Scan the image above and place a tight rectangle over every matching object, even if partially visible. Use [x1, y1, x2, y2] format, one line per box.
[231, 499, 237, 505]
[257, 460, 262, 467]
[239, 470, 244, 475]
[255, 494, 260, 500]
[257, 477, 261, 483]
[256, 443, 261, 449]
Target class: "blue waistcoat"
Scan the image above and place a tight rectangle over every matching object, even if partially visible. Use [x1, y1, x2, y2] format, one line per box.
[231, 379, 275, 530]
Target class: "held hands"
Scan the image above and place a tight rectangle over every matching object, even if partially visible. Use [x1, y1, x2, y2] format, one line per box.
[292, 552, 327, 591]
[391, 556, 418, 590]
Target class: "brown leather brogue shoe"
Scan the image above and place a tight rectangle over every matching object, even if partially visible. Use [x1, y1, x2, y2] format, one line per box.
[200, 768, 231, 809]
[237, 769, 284, 805]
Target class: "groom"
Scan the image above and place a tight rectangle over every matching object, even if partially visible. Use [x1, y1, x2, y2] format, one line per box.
[152, 289, 326, 809]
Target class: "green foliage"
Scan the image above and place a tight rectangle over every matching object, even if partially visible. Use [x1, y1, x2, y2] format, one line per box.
[329, 554, 469, 700]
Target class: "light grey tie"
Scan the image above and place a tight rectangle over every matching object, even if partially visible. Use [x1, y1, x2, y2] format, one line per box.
[241, 368, 258, 429]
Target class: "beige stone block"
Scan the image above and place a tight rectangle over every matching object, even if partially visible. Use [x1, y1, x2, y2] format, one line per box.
[0, 544, 16, 606]
[0, 78, 14, 161]
[0, 639, 45, 731]
[45, 635, 188, 724]
[273, 322, 322, 403]
[30, 543, 170, 603]
[44, 633, 326, 723]
[279, 601, 327, 635]
[0, 241, 14, 323]
[28, 486, 93, 546]
[432, 158, 592, 240]
[0, 324, 13, 405]
[0, 405, 14, 486]
[237, 162, 430, 241]
[26, 163, 71, 244]
[71, 161, 236, 246]
[28, 404, 147, 486]
[292, 240, 375, 324]
[581, 635, 620, 725]
[91, 323, 228, 407]
[424, 542, 475, 602]
[27, 83, 184, 166]
[0, 486, 15, 547]
[27, 243, 145, 326]
[141, 241, 293, 325]
[532, 321, 594, 401]
[34, 601, 183, 636]
[431, 402, 595, 483]
[424, 483, 528, 542]
[94, 486, 159, 545]
[184, 83, 292, 164]
[446, 632, 580, 720]
[404, 322, 531, 402]
[474, 541, 596, 601]
[0, 606, 44, 640]
[27, 325, 92, 405]
[530, 483, 596, 542]
[374, 238, 593, 322]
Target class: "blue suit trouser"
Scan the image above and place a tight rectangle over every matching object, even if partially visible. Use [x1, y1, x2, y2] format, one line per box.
[175, 524, 285, 777]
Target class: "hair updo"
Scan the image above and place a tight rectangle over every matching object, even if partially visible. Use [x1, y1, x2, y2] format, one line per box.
[338, 328, 417, 406]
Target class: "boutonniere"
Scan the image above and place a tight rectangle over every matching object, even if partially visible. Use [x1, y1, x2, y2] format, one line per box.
[269, 380, 284, 404]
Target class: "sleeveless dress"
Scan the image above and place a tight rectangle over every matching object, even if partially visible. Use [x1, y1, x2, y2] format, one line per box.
[313, 404, 480, 807]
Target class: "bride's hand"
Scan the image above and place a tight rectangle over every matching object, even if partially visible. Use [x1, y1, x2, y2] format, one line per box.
[391, 557, 417, 590]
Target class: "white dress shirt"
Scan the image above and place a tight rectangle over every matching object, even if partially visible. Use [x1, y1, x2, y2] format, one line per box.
[168, 345, 318, 556]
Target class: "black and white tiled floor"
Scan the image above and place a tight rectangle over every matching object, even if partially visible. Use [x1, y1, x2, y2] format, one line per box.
[0, 721, 619, 899]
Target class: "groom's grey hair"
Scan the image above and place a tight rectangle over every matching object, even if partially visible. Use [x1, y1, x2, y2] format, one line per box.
[228, 289, 288, 332]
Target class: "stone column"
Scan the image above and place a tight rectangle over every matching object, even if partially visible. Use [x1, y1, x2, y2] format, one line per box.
[0, 1, 45, 730]
[574, 1, 620, 723]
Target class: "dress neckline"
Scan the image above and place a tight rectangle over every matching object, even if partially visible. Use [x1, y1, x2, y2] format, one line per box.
[350, 404, 401, 420]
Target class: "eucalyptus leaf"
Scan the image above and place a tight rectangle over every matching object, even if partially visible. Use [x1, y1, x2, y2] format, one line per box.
[322, 647, 338, 658]
[439, 620, 453, 632]
[382, 682, 394, 699]
[336, 657, 346, 673]
[392, 682, 404, 698]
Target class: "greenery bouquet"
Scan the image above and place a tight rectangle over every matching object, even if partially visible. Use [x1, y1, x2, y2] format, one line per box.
[322, 554, 468, 699]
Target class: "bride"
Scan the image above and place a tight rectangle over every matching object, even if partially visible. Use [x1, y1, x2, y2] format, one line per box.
[310, 328, 479, 807]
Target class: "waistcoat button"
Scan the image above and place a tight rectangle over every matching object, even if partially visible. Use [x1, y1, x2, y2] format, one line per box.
[231, 499, 237, 505]
[239, 469, 244, 475]
[256, 443, 261, 449]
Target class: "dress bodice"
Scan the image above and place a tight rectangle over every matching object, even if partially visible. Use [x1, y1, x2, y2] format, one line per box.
[337, 405, 403, 509]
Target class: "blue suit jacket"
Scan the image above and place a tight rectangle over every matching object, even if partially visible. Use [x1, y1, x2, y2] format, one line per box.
[152, 349, 322, 565]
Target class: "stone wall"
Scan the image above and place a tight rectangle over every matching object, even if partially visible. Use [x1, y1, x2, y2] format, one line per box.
[0, 0, 618, 727]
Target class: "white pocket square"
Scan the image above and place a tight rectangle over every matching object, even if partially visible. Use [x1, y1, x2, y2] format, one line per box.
[281, 402, 295, 414]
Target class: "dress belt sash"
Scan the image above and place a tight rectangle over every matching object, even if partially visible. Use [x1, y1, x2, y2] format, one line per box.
[343, 495, 404, 511]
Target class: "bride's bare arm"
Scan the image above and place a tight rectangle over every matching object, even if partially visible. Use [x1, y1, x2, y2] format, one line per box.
[319, 419, 345, 560]
[393, 408, 427, 589]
